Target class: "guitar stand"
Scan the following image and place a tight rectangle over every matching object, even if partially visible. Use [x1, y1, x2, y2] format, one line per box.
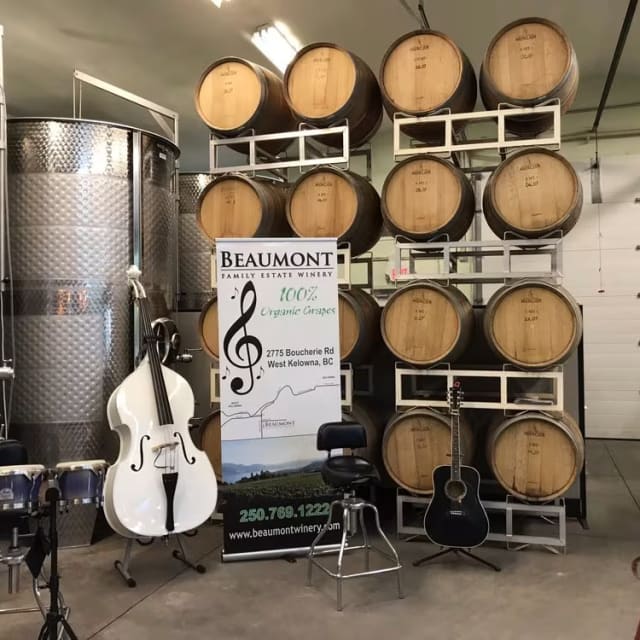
[114, 532, 206, 588]
[413, 547, 501, 572]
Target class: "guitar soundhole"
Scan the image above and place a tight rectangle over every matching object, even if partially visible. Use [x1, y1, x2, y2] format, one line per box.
[444, 479, 467, 503]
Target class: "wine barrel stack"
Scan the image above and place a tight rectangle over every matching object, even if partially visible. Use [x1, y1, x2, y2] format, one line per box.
[375, 17, 585, 507]
[191, 56, 295, 472]
[477, 21, 584, 505]
[187, 18, 586, 507]
[191, 46, 388, 485]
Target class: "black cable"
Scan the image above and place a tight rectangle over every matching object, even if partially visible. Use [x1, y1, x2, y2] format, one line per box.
[592, 0, 638, 132]
[417, 1, 430, 30]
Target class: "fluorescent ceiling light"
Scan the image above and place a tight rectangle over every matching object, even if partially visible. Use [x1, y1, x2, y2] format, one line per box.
[251, 21, 301, 73]
[211, 0, 228, 8]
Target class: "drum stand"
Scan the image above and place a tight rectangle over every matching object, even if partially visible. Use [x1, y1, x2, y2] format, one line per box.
[0, 529, 72, 638]
[36, 487, 78, 640]
[114, 532, 206, 588]
[413, 546, 501, 572]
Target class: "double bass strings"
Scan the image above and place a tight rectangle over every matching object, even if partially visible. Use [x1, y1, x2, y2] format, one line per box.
[136, 283, 177, 473]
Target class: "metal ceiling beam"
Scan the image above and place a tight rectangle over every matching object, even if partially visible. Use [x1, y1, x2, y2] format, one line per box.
[592, 0, 638, 132]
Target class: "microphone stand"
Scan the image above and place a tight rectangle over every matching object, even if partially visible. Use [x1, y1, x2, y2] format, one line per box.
[37, 487, 78, 640]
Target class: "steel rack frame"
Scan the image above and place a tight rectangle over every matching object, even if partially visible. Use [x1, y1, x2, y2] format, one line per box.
[208, 125, 351, 174]
[396, 491, 566, 553]
[393, 102, 561, 159]
[395, 364, 564, 412]
[341, 364, 353, 411]
[389, 237, 564, 285]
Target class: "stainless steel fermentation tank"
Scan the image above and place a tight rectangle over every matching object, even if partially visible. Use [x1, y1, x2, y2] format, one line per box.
[174, 173, 214, 421]
[7, 118, 178, 543]
[177, 172, 213, 311]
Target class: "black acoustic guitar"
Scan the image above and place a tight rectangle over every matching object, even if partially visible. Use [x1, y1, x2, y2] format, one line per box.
[423, 382, 489, 548]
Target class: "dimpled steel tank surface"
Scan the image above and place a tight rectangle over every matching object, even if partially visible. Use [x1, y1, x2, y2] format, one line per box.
[6, 118, 178, 545]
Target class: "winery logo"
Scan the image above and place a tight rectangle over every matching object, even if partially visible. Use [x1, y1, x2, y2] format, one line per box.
[520, 290, 542, 304]
[220, 250, 334, 270]
[518, 160, 541, 171]
[313, 179, 334, 188]
[515, 30, 537, 42]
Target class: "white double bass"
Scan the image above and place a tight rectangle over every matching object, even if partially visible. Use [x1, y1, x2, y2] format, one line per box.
[103, 267, 217, 538]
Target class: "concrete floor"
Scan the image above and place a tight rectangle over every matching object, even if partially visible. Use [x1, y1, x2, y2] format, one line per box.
[2, 439, 640, 640]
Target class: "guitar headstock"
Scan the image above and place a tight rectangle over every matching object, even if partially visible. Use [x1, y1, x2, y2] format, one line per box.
[448, 381, 463, 412]
[127, 265, 147, 300]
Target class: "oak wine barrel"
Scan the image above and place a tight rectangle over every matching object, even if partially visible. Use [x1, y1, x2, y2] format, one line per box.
[484, 280, 582, 369]
[338, 288, 380, 364]
[284, 43, 383, 148]
[379, 30, 477, 143]
[381, 154, 475, 241]
[381, 281, 473, 365]
[195, 57, 295, 154]
[198, 295, 219, 360]
[286, 167, 382, 256]
[486, 411, 584, 501]
[197, 174, 289, 242]
[199, 411, 222, 482]
[483, 148, 582, 239]
[382, 408, 474, 494]
[480, 18, 579, 137]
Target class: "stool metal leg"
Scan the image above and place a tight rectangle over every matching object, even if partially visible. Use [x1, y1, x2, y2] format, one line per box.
[358, 507, 370, 572]
[336, 506, 350, 612]
[366, 503, 404, 600]
[307, 500, 339, 586]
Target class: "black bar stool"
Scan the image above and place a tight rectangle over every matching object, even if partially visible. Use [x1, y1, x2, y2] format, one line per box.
[307, 421, 403, 611]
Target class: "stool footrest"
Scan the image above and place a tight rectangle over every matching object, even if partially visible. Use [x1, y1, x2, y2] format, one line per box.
[310, 555, 402, 581]
[307, 498, 404, 610]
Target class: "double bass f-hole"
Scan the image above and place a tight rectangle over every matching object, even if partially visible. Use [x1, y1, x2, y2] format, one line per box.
[131, 435, 151, 472]
[222, 281, 263, 396]
[174, 432, 196, 465]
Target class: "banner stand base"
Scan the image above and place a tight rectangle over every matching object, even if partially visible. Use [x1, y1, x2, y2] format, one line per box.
[221, 543, 341, 563]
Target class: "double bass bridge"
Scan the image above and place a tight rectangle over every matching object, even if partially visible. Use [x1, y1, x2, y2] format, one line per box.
[151, 440, 180, 454]
[151, 433, 196, 466]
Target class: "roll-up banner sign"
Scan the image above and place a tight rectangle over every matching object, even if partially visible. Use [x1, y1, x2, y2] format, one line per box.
[216, 238, 342, 560]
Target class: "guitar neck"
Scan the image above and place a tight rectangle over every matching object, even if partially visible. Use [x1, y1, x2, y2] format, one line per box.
[449, 385, 462, 482]
[451, 409, 461, 482]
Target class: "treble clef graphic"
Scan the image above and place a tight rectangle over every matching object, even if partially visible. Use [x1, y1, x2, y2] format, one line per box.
[223, 281, 263, 395]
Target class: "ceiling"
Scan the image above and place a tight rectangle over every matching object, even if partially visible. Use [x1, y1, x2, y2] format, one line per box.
[0, 0, 638, 169]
